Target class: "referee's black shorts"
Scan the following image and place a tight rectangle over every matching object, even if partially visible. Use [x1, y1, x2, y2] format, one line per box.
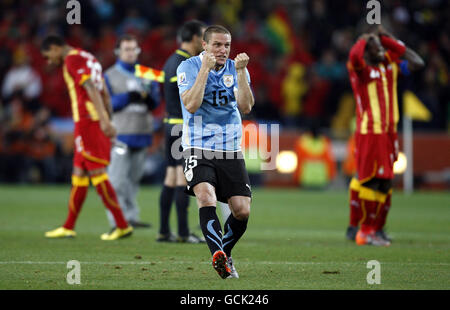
[182, 148, 252, 204]
[164, 121, 184, 167]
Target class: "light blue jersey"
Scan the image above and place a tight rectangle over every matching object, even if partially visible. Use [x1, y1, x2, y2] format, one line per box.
[177, 52, 251, 152]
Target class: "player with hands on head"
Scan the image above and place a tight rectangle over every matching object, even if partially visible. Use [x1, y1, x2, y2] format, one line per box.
[346, 24, 424, 245]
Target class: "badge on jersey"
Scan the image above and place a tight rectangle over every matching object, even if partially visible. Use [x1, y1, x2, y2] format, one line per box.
[185, 169, 193, 182]
[178, 72, 187, 86]
[223, 74, 234, 88]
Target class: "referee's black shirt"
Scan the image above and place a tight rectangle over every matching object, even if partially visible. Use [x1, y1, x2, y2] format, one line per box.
[162, 49, 191, 119]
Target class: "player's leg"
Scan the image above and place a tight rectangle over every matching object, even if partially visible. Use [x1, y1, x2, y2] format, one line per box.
[346, 177, 361, 240]
[194, 182, 230, 279]
[195, 182, 223, 253]
[175, 165, 189, 239]
[89, 167, 133, 240]
[374, 179, 393, 241]
[158, 123, 179, 241]
[354, 133, 390, 246]
[174, 165, 204, 243]
[106, 143, 132, 228]
[223, 196, 250, 257]
[218, 202, 232, 222]
[126, 147, 150, 227]
[45, 166, 88, 238]
[158, 166, 177, 241]
[374, 133, 397, 241]
[216, 153, 252, 278]
[356, 178, 390, 246]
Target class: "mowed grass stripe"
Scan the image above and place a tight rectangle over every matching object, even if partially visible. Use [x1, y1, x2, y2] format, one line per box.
[0, 185, 449, 289]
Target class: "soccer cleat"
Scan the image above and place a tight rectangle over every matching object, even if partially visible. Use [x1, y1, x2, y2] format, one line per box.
[156, 232, 177, 243]
[45, 227, 76, 238]
[346, 225, 358, 241]
[212, 250, 231, 279]
[355, 230, 391, 246]
[100, 226, 133, 240]
[226, 257, 239, 279]
[129, 220, 152, 229]
[375, 229, 392, 243]
[177, 233, 206, 244]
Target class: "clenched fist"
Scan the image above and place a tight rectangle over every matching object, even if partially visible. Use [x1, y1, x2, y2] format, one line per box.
[202, 52, 216, 70]
[234, 53, 249, 70]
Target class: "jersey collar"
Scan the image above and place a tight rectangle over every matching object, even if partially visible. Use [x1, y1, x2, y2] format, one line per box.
[176, 49, 191, 58]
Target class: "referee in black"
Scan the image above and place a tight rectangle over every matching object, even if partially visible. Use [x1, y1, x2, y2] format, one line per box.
[157, 20, 206, 243]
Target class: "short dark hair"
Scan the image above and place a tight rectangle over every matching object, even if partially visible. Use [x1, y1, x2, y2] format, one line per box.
[115, 34, 138, 49]
[178, 20, 206, 43]
[41, 35, 65, 51]
[203, 25, 231, 43]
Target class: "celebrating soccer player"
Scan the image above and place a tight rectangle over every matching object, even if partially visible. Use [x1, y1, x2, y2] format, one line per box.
[177, 25, 254, 278]
[346, 25, 424, 245]
[158, 20, 207, 244]
[41, 35, 133, 240]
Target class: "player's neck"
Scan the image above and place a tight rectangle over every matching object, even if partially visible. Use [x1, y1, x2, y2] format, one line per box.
[180, 43, 195, 57]
[364, 54, 379, 67]
[214, 64, 224, 71]
[62, 45, 74, 58]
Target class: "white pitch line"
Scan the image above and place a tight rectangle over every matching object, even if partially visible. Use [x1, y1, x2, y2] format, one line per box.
[0, 261, 449, 266]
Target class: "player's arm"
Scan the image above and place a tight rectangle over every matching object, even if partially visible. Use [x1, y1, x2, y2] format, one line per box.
[101, 78, 113, 119]
[234, 53, 254, 114]
[348, 34, 373, 70]
[180, 53, 216, 114]
[377, 26, 425, 72]
[402, 47, 425, 72]
[83, 79, 116, 138]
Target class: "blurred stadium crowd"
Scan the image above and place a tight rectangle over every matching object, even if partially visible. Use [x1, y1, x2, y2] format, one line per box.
[0, 0, 448, 183]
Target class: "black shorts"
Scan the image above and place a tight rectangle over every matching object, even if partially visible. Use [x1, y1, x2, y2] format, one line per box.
[182, 148, 252, 204]
[164, 123, 184, 167]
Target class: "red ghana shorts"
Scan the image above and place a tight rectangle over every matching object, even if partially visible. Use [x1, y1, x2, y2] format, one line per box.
[355, 132, 395, 182]
[73, 119, 111, 171]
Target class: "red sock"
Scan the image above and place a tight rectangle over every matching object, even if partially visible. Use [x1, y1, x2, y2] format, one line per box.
[374, 192, 391, 231]
[359, 199, 380, 234]
[349, 188, 362, 227]
[94, 176, 128, 229]
[63, 185, 88, 230]
[348, 178, 362, 227]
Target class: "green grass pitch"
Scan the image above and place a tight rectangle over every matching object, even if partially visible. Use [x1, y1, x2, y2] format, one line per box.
[0, 185, 449, 290]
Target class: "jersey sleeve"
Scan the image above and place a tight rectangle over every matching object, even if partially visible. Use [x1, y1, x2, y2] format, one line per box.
[65, 54, 91, 86]
[381, 35, 406, 63]
[348, 39, 368, 71]
[176, 60, 198, 95]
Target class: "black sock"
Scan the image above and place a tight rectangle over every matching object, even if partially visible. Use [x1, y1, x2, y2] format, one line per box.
[175, 186, 189, 237]
[223, 213, 248, 257]
[159, 186, 175, 235]
[199, 206, 223, 255]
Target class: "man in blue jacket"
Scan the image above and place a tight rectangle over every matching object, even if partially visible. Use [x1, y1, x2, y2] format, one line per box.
[104, 34, 160, 229]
